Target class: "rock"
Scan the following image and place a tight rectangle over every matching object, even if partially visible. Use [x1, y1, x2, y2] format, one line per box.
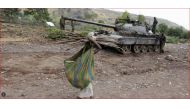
[1, 71, 5, 74]
[122, 71, 130, 75]
[157, 84, 161, 87]
[165, 55, 176, 61]
[31, 83, 39, 87]
[21, 94, 26, 97]
[1, 92, 6, 97]
[115, 74, 119, 77]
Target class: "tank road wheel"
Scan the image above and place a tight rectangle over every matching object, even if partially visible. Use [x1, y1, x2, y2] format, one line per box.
[148, 45, 154, 52]
[141, 45, 148, 53]
[121, 45, 131, 54]
[132, 45, 141, 53]
[153, 45, 160, 52]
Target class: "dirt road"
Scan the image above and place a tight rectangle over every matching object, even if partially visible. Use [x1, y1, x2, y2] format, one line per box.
[0, 40, 189, 99]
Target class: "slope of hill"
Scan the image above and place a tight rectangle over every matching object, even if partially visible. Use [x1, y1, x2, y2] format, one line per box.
[92, 9, 181, 28]
[48, 8, 183, 29]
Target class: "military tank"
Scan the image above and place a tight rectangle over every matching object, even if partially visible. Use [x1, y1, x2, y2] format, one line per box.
[60, 16, 166, 54]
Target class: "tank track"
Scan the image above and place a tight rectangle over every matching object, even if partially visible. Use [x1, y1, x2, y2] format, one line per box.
[119, 44, 161, 54]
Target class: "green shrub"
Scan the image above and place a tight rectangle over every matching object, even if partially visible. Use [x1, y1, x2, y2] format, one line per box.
[98, 20, 105, 24]
[179, 38, 188, 43]
[24, 8, 51, 22]
[47, 28, 65, 40]
[166, 27, 184, 38]
[166, 36, 188, 44]
[157, 23, 168, 34]
[1, 8, 21, 22]
[79, 25, 98, 32]
[120, 11, 130, 19]
[21, 15, 38, 25]
[166, 36, 179, 44]
[84, 12, 98, 20]
[138, 14, 145, 24]
[79, 31, 89, 37]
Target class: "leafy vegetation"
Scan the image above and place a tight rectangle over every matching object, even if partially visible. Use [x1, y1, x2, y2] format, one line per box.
[116, 11, 131, 24]
[137, 14, 145, 24]
[84, 12, 98, 20]
[120, 11, 130, 19]
[157, 22, 188, 43]
[79, 31, 89, 37]
[47, 28, 65, 40]
[0, 8, 51, 25]
[166, 36, 188, 44]
[98, 20, 105, 24]
[167, 27, 187, 43]
[0, 8, 21, 22]
[166, 36, 179, 44]
[78, 25, 98, 32]
[167, 27, 184, 38]
[157, 23, 168, 34]
[24, 8, 51, 22]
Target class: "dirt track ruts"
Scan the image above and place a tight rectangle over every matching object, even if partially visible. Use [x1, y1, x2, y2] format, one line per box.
[0, 40, 189, 99]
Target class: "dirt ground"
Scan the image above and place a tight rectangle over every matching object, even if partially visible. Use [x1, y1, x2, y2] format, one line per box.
[0, 23, 189, 99]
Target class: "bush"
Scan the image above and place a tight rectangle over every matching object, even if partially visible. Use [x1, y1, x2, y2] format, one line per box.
[98, 20, 105, 24]
[20, 15, 39, 25]
[1, 8, 21, 22]
[179, 38, 188, 43]
[120, 11, 129, 19]
[79, 31, 89, 37]
[138, 14, 145, 24]
[166, 36, 179, 44]
[181, 31, 188, 39]
[166, 27, 188, 43]
[84, 12, 98, 20]
[158, 23, 168, 34]
[24, 8, 51, 22]
[166, 35, 188, 44]
[79, 25, 98, 32]
[47, 28, 65, 40]
[167, 27, 183, 38]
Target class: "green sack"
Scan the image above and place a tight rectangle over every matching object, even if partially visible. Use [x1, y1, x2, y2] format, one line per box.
[64, 44, 94, 89]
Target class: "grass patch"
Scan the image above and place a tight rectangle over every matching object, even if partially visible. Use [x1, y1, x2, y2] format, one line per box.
[78, 25, 99, 32]
[179, 38, 188, 43]
[79, 31, 89, 37]
[47, 28, 65, 40]
[166, 36, 188, 44]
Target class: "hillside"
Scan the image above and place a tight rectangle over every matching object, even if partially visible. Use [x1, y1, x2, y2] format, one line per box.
[48, 8, 183, 28]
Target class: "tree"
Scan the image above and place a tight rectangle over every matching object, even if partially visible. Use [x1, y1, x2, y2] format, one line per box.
[167, 27, 183, 38]
[117, 11, 131, 24]
[167, 27, 174, 36]
[120, 11, 130, 19]
[181, 31, 188, 39]
[138, 14, 145, 24]
[24, 8, 51, 22]
[158, 23, 168, 34]
[1, 8, 21, 22]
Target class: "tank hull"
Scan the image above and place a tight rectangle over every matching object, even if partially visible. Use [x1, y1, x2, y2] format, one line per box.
[118, 36, 160, 45]
[93, 33, 165, 54]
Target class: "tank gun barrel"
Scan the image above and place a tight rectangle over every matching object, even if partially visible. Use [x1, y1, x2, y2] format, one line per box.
[62, 17, 116, 29]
